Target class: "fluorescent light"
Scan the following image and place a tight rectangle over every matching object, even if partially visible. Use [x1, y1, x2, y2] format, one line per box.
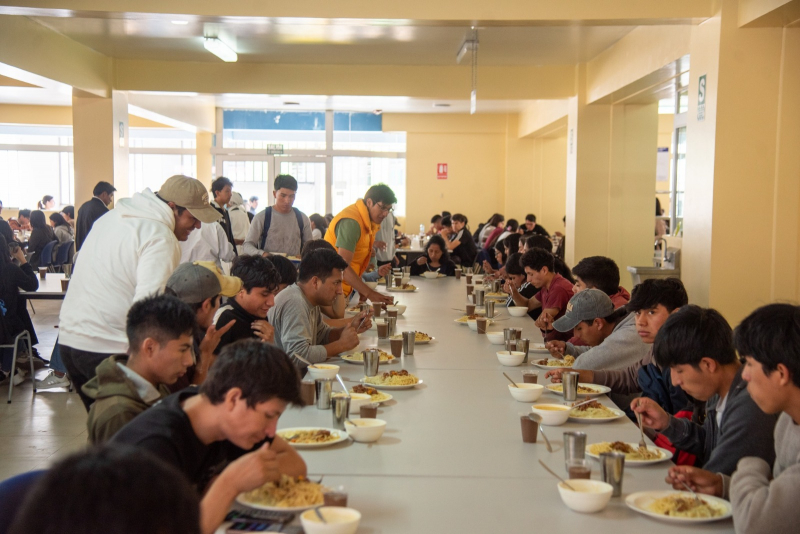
[171, 20, 189, 25]
[203, 37, 238, 62]
[470, 90, 477, 115]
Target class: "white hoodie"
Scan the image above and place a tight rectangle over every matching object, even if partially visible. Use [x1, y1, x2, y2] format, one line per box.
[59, 188, 181, 354]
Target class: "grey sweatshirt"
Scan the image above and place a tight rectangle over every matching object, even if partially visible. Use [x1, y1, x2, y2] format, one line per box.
[268, 284, 332, 366]
[243, 208, 313, 257]
[661, 367, 777, 475]
[568, 313, 650, 371]
[729, 412, 800, 533]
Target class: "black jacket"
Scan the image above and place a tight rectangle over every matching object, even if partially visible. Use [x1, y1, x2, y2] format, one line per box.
[76, 197, 109, 250]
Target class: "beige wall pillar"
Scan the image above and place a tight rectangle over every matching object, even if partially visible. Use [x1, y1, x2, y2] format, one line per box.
[683, 0, 798, 324]
[196, 131, 213, 189]
[72, 90, 129, 208]
[529, 133, 567, 235]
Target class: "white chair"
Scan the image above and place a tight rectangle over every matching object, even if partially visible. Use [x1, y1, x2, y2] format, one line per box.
[2, 331, 37, 403]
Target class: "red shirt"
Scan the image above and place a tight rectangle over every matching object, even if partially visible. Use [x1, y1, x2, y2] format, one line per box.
[535, 273, 574, 342]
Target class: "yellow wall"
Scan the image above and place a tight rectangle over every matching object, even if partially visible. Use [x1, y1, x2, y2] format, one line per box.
[528, 133, 568, 236]
[0, 104, 172, 128]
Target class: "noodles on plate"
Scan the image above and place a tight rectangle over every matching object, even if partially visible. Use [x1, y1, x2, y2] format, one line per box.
[648, 495, 724, 518]
[241, 475, 326, 508]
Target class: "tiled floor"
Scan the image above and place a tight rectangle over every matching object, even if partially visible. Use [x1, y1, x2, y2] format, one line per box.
[0, 299, 87, 481]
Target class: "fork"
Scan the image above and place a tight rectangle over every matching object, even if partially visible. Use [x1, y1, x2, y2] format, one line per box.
[636, 410, 648, 454]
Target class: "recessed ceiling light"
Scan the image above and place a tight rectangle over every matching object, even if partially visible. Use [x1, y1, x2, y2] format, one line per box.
[203, 37, 238, 62]
[171, 20, 189, 25]
[283, 101, 300, 106]
[433, 103, 451, 108]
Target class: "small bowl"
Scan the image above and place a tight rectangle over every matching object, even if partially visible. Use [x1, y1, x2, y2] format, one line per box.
[347, 393, 372, 414]
[385, 304, 406, 316]
[508, 383, 544, 402]
[344, 418, 387, 443]
[530, 403, 571, 426]
[557, 479, 613, 513]
[365, 281, 378, 290]
[307, 364, 340, 380]
[421, 271, 439, 279]
[300, 507, 361, 534]
[401, 276, 411, 285]
[496, 350, 526, 366]
[486, 331, 506, 345]
[506, 306, 528, 317]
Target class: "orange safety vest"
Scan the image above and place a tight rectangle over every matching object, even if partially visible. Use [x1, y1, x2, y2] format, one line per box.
[324, 199, 379, 295]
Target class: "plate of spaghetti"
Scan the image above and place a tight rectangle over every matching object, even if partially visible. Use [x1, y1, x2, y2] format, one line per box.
[277, 427, 349, 449]
[532, 356, 575, 369]
[568, 401, 626, 423]
[341, 349, 396, 364]
[586, 442, 672, 465]
[349, 384, 393, 403]
[625, 491, 731, 523]
[389, 332, 433, 344]
[237, 475, 328, 512]
[361, 370, 421, 389]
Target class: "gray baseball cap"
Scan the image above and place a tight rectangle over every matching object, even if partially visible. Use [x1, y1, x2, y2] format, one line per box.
[166, 261, 241, 304]
[553, 289, 615, 332]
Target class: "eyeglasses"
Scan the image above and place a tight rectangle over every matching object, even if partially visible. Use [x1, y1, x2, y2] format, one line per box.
[376, 203, 394, 214]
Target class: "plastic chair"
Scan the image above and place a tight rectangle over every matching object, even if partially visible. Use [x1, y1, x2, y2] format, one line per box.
[52, 240, 73, 271]
[0, 469, 46, 534]
[39, 240, 58, 272]
[1, 331, 36, 403]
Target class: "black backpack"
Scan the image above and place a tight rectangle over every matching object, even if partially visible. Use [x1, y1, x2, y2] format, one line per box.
[259, 207, 305, 251]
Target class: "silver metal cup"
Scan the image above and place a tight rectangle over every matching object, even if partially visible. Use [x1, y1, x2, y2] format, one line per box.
[331, 395, 351, 430]
[562, 371, 580, 402]
[403, 265, 411, 275]
[315, 378, 334, 409]
[491, 280, 501, 293]
[474, 288, 485, 306]
[363, 349, 381, 376]
[503, 328, 515, 342]
[402, 331, 416, 356]
[600, 452, 626, 497]
[505, 339, 517, 352]
[386, 316, 397, 337]
[563, 431, 587, 462]
[485, 300, 495, 318]
[62, 264, 73, 279]
[513, 328, 523, 340]
[516, 338, 530, 363]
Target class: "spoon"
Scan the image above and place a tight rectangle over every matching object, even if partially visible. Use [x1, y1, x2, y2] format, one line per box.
[502, 372, 519, 388]
[529, 414, 553, 452]
[538, 460, 576, 491]
[313, 507, 327, 524]
[293, 353, 314, 367]
[335, 374, 350, 397]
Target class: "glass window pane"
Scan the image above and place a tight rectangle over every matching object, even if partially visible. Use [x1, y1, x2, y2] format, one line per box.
[129, 154, 197, 193]
[0, 150, 69, 208]
[678, 91, 689, 114]
[129, 128, 196, 149]
[221, 160, 269, 183]
[332, 131, 406, 152]
[278, 161, 326, 216]
[332, 157, 406, 217]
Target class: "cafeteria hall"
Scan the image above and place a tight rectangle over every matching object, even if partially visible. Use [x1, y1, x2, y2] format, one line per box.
[0, 1, 798, 533]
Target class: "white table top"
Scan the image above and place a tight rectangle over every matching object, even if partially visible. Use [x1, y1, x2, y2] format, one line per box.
[20, 272, 67, 300]
[224, 276, 735, 533]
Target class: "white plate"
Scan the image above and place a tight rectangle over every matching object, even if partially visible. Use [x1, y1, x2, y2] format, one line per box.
[360, 377, 423, 390]
[340, 352, 397, 365]
[545, 383, 611, 397]
[389, 335, 434, 344]
[276, 427, 349, 449]
[348, 389, 394, 404]
[586, 442, 673, 465]
[568, 408, 627, 424]
[235, 494, 321, 513]
[532, 361, 574, 370]
[387, 286, 418, 292]
[529, 343, 550, 354]
[625, 491, 732, 523]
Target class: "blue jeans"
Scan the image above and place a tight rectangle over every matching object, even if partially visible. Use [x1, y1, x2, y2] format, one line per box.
[49, 339, 67, 373]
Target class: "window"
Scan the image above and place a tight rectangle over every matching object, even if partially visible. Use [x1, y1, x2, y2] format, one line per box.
[332, 157, 406, 216]
[129, 128, 197, 193]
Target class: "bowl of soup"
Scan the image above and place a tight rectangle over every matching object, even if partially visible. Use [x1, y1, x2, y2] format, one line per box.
[530, 403, 571, 426]
[307, 364, 340, 380]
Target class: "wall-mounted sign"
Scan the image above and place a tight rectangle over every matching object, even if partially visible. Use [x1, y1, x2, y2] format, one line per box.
[267, 143, 284, 155]
[437, 163, 448, 180]
[697, 74, 707, 122]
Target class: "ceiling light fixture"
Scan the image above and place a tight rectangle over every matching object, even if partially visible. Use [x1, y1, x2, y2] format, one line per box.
[283, 101, 300, 106]
[457, 27, 479, 115]
[204, 37, 238, 62]
[171, 20, 189, 25]
[433, 103, 451, 108]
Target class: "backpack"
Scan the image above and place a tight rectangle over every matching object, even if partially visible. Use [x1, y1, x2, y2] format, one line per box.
[259, 207, 305, 251]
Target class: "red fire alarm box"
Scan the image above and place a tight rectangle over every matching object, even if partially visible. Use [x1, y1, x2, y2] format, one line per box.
[437, 163, 448, 180]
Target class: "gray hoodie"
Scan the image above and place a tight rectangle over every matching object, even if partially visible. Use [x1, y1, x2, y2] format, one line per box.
[567, 312, 650, 371]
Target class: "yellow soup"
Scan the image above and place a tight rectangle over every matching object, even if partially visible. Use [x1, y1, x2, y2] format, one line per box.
[535, 406, 569, 411]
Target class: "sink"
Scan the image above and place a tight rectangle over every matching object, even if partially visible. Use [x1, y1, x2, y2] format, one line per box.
[628, 247, 681, 285]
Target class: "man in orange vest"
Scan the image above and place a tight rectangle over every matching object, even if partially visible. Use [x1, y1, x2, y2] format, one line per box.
[324, 184, 396, 304]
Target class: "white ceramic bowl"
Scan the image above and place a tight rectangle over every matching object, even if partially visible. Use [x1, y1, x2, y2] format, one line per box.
[530, 403, 571, 426]
[508, 383, 544, 402]
[420, 271, 439, 279]
[496, 350, 526, 366]
[506, 306, 528, 317]
[401, 276, 411, 285]
[344, 418, 387, 443]
[486, 331, 506, 344]
[300, 507, 362, 534]
[557, 479, 613, 513]
[347, 393, 373, 414]
[385, 304, 407, 315]
[307, 364, 340, 381]
[365, 281, 378, 290]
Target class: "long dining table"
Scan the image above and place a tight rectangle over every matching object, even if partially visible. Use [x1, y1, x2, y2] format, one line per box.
[225, 276, 735, 533]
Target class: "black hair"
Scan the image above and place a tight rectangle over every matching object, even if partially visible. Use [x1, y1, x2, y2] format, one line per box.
[298, 248, 349, 283]
[0, 235, 9, 265]
[486, 213, 504, 227]
[493, 241, 508, 264]
[735, 303, 800, 388]
[441, 216, 452, 228]
[525, 234, 552, 251]
[274, 174, 298, 192]
[525, 213, 537, 223]
[201, 340, 302, 407]
[9, 445, 200, 534]
[62, 205, 74, 218]
[211, 176, 233, 195]
[363, 183, 397, 205]
[520, 248, 554, 273]
[49, 212, 69, 228]
[18, 209, 31, 220]
[29, 210, 48, 230]
[324, 213, 334, 222]
[126, 294, 195, 353]
[425, 235, 450, 263]
[309, 213, 328, 234]
[231, 254, 280, 292]
[441, 211, 451, 218]
[452, 213, 468, 226]
[37, 195, 54, 209]
[249, 196, 259, 202]
[93, 181, 116, 196]
[301, 238, 336, 259]
[506, 219, 519, 232]
[572, 256, 621, 296]
[265, 255, 298, 286]
[504, 234, 521, 255]
[505, 252, 525, 276]
[627, 278, 688, 313]
[653, 305, 736, 369]
[430, 214, 442, 224]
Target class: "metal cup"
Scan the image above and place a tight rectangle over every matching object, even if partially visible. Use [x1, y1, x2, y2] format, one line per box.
[402, 331, 416, 356]
[505, 339, 517, 352]
[331, 395, 351, 430]
[562, 371, 580, 402]
[385, 274, 392, 288]
[386, 316, 397, 337]
[62, 264, 73, 279]
[491, 280, 501, 293]
[485, 300, 495, 318]
[517, 338, 530, 363]
[315, 378, 334, 409]
[403, 265, 411, 275]
[474, 288, 485, 306]
[563, 431, 587, 462]
[503, 328, 515, 342]
[363, 349, 381, 376]
[600, 452, 626, 497]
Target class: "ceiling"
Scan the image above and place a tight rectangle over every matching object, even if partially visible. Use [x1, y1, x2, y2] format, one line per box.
[31, 16, 635, 66]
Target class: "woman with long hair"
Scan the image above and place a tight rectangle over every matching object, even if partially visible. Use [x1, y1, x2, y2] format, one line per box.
[309, 213, 328, 240]
[0, 235, 39, 385]
[477, 213, 504, 247]
[444, 213, 478, 267]
[27, 210, 56, 269]
[49, 212, 74, 264]
[410, 234, 456, 276]
[37, 195, 55, 210]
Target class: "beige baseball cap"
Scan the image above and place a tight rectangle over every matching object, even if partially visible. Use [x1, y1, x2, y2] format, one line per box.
[157, 175, 221, 224]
